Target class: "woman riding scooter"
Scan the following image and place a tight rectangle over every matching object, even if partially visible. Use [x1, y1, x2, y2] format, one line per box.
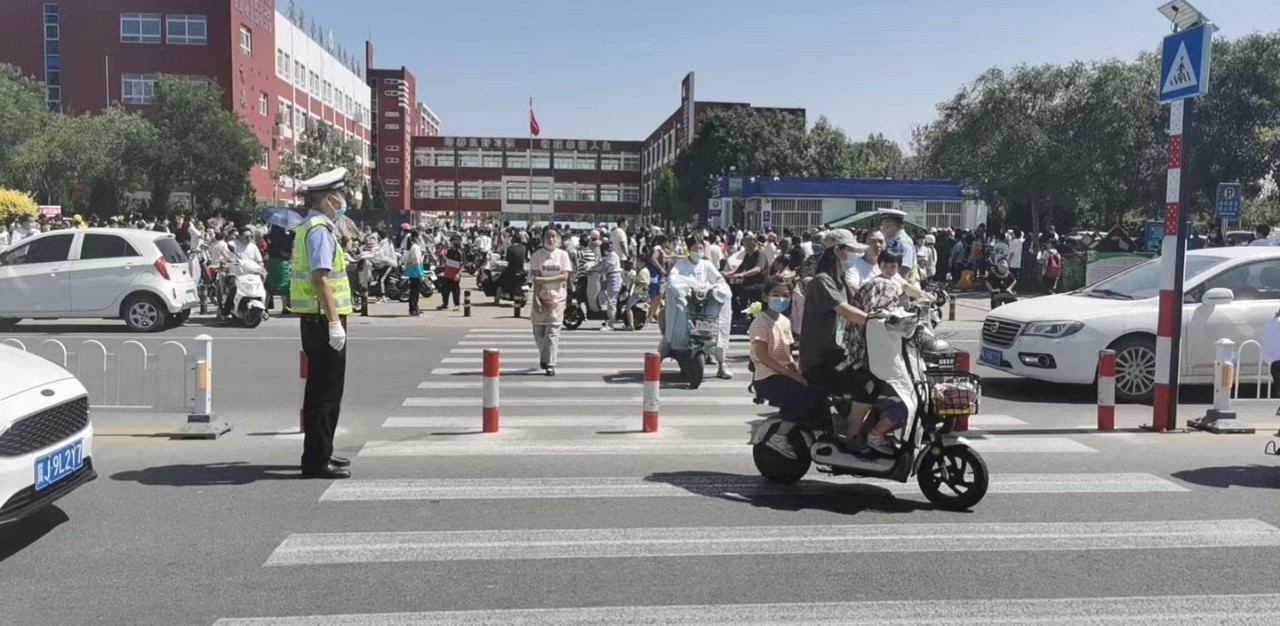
[662, 237, 734, 380]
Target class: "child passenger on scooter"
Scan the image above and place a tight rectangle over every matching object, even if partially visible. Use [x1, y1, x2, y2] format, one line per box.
[751, 277, 817, 460]
[843, 250, 911, 456]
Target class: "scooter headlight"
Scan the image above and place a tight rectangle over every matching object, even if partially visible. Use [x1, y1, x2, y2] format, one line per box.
[1023, 321, 1084, 338]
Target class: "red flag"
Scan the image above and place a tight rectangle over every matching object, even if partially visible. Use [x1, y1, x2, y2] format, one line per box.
[529, 98, 540, 137]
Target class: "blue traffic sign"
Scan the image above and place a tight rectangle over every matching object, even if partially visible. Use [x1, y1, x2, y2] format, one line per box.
[1159, 24, 1213, 104]
[1216, 182, 1242, 219]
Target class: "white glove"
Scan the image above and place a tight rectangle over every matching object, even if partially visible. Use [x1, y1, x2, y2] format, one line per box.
[328, 321, 347, 352]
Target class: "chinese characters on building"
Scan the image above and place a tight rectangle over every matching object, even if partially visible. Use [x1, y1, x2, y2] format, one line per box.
[441, 137, 615, 152]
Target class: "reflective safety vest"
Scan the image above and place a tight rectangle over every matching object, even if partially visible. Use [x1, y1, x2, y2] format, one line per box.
[290, 215, 353, 315]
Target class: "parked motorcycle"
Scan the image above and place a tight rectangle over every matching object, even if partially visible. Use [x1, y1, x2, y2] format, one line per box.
[748, 302, 990, 510]
[479, 257, 529, 307]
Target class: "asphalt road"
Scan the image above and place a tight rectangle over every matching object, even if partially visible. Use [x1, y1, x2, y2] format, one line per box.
[3, 307, 1280, 625]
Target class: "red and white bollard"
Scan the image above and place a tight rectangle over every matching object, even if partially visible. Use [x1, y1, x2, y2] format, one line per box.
[298, 350, 308, 433]
[1097, 350, 1116, 431]
[954, 351, 971, 432]
[643, 352, 660, 433]
[482, 348, 500, 433]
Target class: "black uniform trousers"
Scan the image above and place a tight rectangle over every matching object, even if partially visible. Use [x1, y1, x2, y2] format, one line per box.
[300, 314, 346, 469]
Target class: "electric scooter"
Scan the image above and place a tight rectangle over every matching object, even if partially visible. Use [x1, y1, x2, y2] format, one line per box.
[748, 303, 990, 510]
[227, 257, 269, 328]
[563, 267, 648, 331]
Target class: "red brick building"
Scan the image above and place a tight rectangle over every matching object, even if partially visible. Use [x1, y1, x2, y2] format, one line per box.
[365, 43, 441, 216]
[411, 136, 643, 224]
[0, 0, 438, 208]
[409, 72, 803, 224]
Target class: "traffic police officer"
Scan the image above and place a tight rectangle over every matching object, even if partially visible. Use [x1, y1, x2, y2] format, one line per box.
[292, 167, 354, 479]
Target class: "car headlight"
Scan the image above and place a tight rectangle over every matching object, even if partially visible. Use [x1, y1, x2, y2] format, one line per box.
[1023, 321, 1084, 338]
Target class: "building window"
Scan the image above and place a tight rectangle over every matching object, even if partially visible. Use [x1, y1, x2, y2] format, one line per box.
[459, 182, 482, 199]
[480, 151, 503, 168]
[383, 78, 398, 85]
[531, 151, 550, 169]
[121, 73, 158, 104]
[120, 13, 161, 44]
[600, 185, 620, 203]
[433, 151, 455, 167]
[385, 179, 400, 186]
[385, 123, 400, 131]
[384, 111, 400, 118]
[385, 158, 400, 164]
[276, 49, 286, 77]
[257, 92, 267, 115]
[925, 201, 965, 229]
[386, 145, 400, 152]
[458, 150, 482, 168]
[167, 14, 207, 45]
[294, 61, 304, 87]
[310, 72, 319, 94]
[554, 153, 576, 170]
[621, 153, 641, 171]
[622, 185, 640, 203]
[482, 182, 503, 200]
[239, 25, 252, 55]
[506, 152, 529, 169]
[601, 155, 622, 171]
[383, 90, 397, 96]
[576, 153, 597, 170]
[435, 183, 456, 199]
[854, 199, 895, 214]
[553, 183, 575, 202]
[413, 180, 432, 199]
[295, 109, 306, 132]
[386, 191, 401, 198]
[576, 185, 596, 202]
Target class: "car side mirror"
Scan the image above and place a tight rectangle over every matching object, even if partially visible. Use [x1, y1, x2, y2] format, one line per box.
[1202, 287, 1234, 306]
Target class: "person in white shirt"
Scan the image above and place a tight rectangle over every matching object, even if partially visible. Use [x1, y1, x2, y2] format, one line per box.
[703, 233, 725, 270]
[11, 218, 36, 245]
[992, 233, 1011, 266]
[222, 229, 263, 319]
[1251, 224, 1272, 246]
[0, 225, 9, 250]
[591, 241, 624, 330]
[917, 234, 938, 282]
[844, 231, 881, 290]
[610, 217, 630, 261]
[1008, 231, 1024, 279]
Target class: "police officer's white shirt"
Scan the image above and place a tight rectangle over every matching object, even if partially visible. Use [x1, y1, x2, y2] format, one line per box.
[887, 230, 916, 269]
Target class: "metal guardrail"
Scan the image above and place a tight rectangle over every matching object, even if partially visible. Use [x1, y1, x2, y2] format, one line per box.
[0, 334, 230, 439]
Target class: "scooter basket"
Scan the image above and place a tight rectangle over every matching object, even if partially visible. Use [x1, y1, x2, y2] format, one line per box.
[927, 373, 982, 417]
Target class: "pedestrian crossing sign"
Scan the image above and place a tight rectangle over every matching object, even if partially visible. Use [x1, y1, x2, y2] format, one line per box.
[1159, 24, 1212, 104]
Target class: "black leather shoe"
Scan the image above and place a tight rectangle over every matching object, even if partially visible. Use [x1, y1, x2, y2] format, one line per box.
[301, 464, 351, 479]
[329, 456, 351, 467]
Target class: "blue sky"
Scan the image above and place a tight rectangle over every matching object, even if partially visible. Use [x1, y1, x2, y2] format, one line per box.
[299, 0, 1280, 147]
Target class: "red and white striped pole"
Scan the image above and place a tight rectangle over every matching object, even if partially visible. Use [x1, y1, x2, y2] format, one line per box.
[1152, 98, 1192, 432]
[298, 350, 308, 433]
[643, 352, 660, 433]
[1097, 350, 1116, 432]
[482, 348, 500, 433]
[955, 351, 971, 433]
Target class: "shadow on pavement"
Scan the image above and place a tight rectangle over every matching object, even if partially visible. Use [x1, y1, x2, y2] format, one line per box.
[644, 471, 936, 515]
[1, 323, 136, 334]
[110, 462, 299, 486]
[0, 505, 68, 563]
[1172, 465, 1280, 490]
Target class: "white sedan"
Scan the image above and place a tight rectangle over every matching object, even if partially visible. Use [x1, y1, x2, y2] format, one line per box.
[978, 247, 1280, 402]
[0, 345, 96, 527]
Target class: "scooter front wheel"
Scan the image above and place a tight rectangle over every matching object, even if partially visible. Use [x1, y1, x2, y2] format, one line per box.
[686, 351, 705, 390]
[563, 305, 585, 330]
[243, 308, 265, 328]
[917, 444, 989, 510]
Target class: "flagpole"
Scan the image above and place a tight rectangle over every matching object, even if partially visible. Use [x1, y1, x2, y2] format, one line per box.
[528, 96, 534, 224]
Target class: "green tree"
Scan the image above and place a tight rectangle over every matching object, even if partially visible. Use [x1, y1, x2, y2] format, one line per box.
[673, 108, 807, 218]
[651, 164, 686, 223]
[805, 116, 852, 177]
[149, 76, 260, 216]
[0, 64, 50, 188]
[278, 121, 363, 192]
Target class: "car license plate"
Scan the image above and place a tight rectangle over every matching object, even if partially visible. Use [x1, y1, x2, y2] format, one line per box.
[185, 290, 198, 304]
[35, 439, 83, 491]
[980, 347, 1003, 367]
[692, 320, 718, 335]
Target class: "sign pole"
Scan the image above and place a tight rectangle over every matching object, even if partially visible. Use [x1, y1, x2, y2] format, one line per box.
[1151, 97, 1192, 433]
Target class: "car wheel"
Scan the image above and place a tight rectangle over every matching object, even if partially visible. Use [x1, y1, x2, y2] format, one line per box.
[0, 318, 20, 330]
[123, 295, 166, 333]
[1111, 335, 1156, 403]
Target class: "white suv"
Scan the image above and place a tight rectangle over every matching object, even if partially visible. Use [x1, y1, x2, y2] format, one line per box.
[0, 344, 95, 527]
[0, 228, 198, 332]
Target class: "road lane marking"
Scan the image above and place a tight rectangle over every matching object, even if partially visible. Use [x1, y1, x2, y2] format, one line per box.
[263, 519, 1280, 565]
[382, 416, 765, 428]
[416, 380, 744, 389]
[401, 396, 757, 407]
[214, 593, 1280, 625]
[320, 473, 1188, 502]
[356, 436, 1097, 457]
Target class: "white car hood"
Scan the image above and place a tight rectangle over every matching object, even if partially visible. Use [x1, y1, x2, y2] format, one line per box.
[0, 345, 76, 403]
[983, 293, 1146, 324]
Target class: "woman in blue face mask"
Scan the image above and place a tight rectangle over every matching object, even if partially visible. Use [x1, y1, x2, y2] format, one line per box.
[749, 276, 816, 461]
[666, 237, 734, 379]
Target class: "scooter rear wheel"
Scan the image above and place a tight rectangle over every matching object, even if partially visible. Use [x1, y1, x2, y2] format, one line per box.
[243, 308, 265, 328]
[630, 310, 647, 331]
[563, 305, 585, 330]
[917, 444, 989, 510]
[753, 423, 811, 483]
